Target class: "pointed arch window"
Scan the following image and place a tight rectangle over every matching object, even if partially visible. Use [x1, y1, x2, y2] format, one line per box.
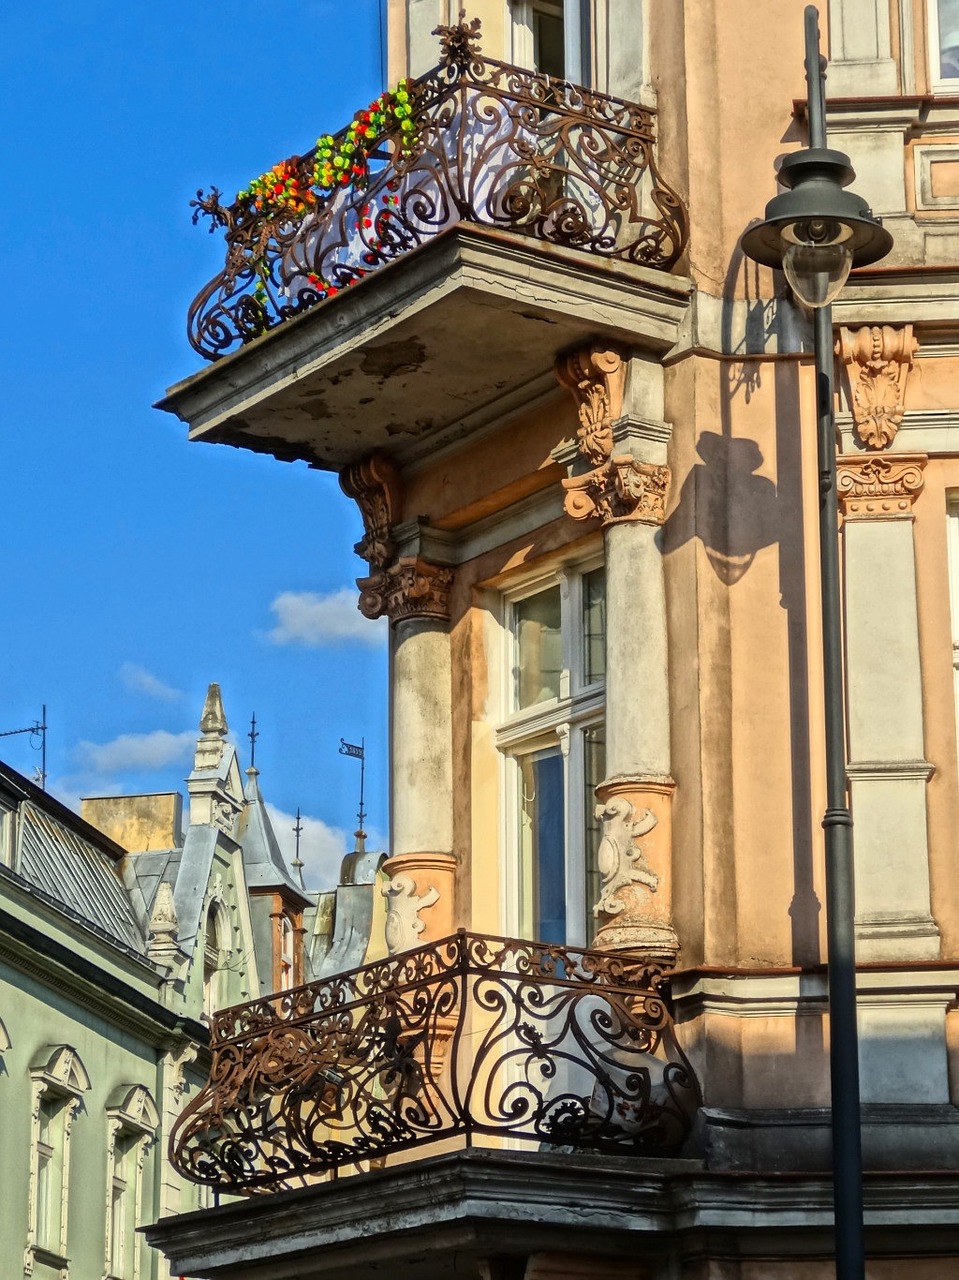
[26, 1045, 90, 1274]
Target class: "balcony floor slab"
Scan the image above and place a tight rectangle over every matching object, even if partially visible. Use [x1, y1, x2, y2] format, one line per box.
[158, 225, 691, 473]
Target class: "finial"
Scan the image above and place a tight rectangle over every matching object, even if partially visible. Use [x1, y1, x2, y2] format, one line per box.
[292, 808, 306, 889]
[199, 683, 228, 737]
[433, 10, 482, 68]
[248, 712, 259, 771]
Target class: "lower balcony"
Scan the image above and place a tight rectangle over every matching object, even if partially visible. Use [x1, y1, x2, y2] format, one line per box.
[170, 930, 700, 1195]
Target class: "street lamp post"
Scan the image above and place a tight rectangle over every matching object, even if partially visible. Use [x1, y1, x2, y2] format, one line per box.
[741, 9, 892, 1280]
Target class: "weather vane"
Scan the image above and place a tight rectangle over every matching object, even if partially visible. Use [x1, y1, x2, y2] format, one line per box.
[338, 738, 367, 852]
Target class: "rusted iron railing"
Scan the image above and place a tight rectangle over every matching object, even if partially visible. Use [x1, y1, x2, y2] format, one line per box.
[170, 930, 700, 1194]
[187, 18, 688, 362]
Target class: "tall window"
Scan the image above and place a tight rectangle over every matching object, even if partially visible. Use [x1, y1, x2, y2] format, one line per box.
[279, 915, 295, 990]
[930, 0, 959, 84]
[946, 499, 959, 728]
[27, 1046, 90, 1274]
[104, 1085, 158, 1280]
[498, 562, 606, 947]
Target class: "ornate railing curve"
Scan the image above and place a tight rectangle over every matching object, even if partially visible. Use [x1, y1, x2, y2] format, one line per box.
[187, 22, 688, 361]
[170, 930, 700, 1194]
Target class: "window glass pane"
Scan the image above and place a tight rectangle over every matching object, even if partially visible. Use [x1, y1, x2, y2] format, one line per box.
[519, 746, 566, 943]
[533, 1, 565, 77]
[582, 567, 606, 686]
[514, 586, 562, 708]
[940, 0, 959, 77]
[582, 725, 606, 942]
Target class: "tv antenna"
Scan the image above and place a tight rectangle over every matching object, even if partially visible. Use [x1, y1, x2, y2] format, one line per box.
[0, 705, 47, 789]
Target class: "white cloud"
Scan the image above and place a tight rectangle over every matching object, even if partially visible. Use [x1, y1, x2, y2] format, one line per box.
[266, 588, 386, 646]
[264, 803, 351, 890]
[119, 663, 183, 701]
[74, 730, 196, 774]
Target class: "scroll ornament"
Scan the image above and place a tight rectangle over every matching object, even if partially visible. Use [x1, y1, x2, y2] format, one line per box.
[556, 345, 627, 466]
[593, 797, 659, 918]
[339, 453, 401, 572]
[838, 324, 918, 451]
[357, 556, 454, 623]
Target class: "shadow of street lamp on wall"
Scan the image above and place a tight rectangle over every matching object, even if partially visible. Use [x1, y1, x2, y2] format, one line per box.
[740, 8, 892, 1280]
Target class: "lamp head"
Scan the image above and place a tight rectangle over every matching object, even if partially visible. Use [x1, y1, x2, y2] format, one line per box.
[741, 147, 892, 307]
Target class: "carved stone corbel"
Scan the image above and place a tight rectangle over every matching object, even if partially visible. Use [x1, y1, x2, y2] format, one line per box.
[359, 556, 454, 624]
[340, 453, 401, 572]
[839, 324, 918, 450]
[837, 453, 926, 520]
[563, 456, 670, 526]
[556, 345, 628, 465]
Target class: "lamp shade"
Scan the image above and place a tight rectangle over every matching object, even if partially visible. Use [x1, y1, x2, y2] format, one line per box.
[741, 147, 892, 307]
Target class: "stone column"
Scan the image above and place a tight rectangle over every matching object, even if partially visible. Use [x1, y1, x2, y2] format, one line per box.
[837, 453, 939, 961]
[558, 347, 679, 964]
[341, 457, 456, 954]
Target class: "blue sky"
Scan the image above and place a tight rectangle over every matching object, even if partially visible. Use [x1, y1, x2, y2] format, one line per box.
[0, 1, 390, 886]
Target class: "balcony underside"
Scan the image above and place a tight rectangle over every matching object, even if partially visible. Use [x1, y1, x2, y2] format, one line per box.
[145, 1147, 959, 1280]
[158, 224, 691, 473]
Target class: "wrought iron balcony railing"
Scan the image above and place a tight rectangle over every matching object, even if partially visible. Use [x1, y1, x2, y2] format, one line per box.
[169, 931, 700, 1194]
[187, 18, 688, 362]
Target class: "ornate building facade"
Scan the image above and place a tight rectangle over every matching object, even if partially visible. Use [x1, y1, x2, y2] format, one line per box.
[0, 684, 312, 1280]
[149, 2, 959, 1276]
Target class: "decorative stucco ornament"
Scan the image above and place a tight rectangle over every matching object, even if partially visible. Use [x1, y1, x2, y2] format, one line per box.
[382, 874, 440, 954]
[147, 882, 179, 959]
[593, 797, 659, 918]
[836, 453, 926, 520]
[839, 324, 918, 450]
[556, 345, 627, 465]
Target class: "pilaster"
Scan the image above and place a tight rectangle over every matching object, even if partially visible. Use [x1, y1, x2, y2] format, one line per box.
[557, 348, 678, 963]
[838, 451, 939, 960]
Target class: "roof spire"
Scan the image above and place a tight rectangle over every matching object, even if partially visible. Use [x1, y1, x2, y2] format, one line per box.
[199, 683, 228, 737]
[292, 808, 306, 889]
[248, 712, 259, 773]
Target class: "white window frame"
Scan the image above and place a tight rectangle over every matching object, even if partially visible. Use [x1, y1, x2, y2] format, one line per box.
[25, 1046, 90, 1276]
[928, 0, 959, 90]
[495, 555, 605, 949]
[103, 1085, 158, 1280]
[508, 0, 591, 84]
[946, 497, 959, 731]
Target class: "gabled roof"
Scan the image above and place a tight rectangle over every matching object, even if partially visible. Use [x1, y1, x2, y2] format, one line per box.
[236, 768, 310, 906]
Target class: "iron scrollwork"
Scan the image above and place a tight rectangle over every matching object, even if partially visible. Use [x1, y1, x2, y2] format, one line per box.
[170, 930, 700, 1194]
[187, 21, 688, 361]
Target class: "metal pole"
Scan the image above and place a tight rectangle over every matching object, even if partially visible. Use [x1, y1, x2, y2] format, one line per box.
[806, 9, 865, 1277]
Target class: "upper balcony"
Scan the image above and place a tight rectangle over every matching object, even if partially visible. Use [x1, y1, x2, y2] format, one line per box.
[169, 931, 699, 1195]
[161, 18, 691, 472]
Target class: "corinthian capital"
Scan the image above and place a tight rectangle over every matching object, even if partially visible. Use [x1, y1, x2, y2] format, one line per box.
[838, 324, 918, 451]
[563, 456, 670, 526]
[358, 557, 454, 624]
[556, 344, 628, 465]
